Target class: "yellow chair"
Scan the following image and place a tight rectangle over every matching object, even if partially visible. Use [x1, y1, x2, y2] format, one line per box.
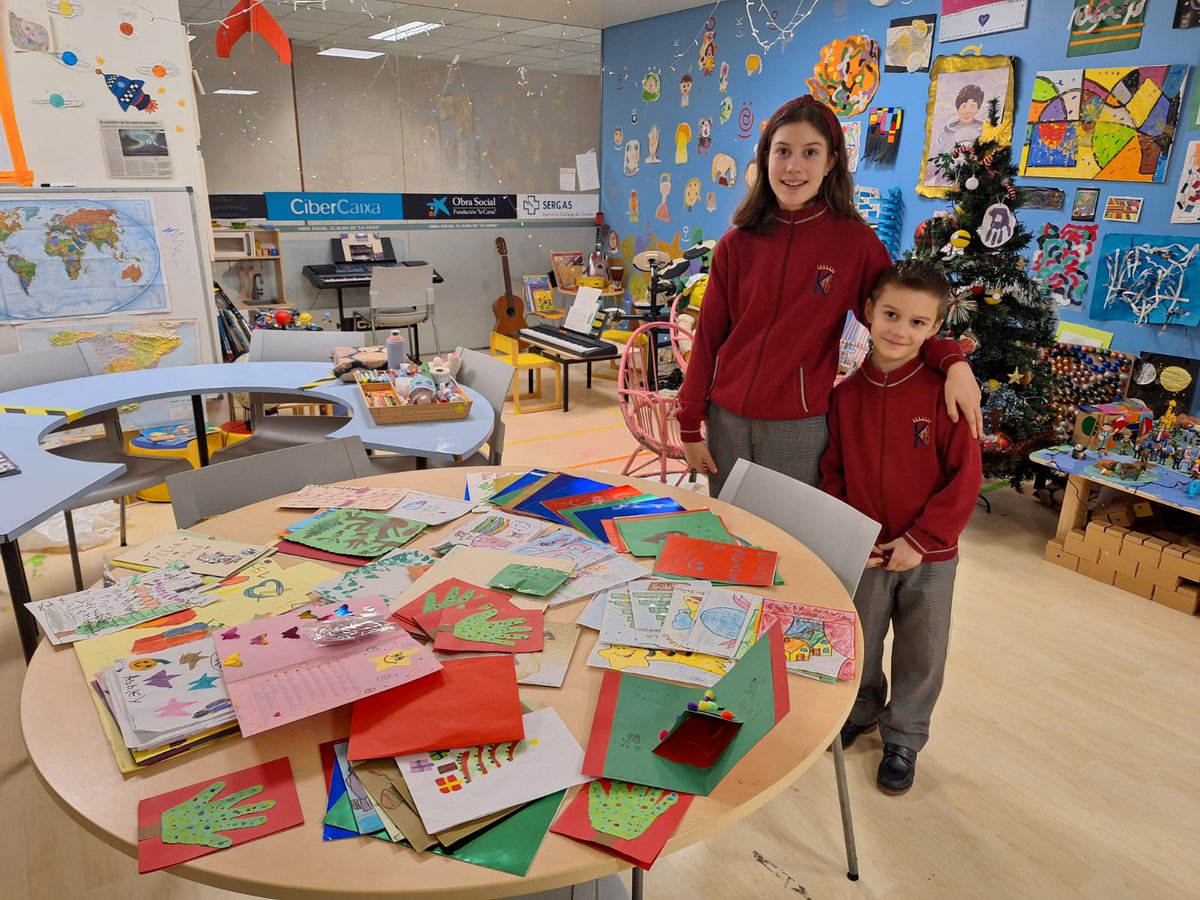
[490, 331, 562, 414]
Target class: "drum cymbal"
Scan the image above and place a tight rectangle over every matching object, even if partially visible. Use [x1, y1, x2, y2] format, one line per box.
[632, 249, 672, 272]
[682, 239, 717, 260]
[659, 258, 691, 279]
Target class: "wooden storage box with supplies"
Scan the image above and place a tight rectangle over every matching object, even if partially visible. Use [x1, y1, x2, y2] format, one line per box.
[356, 378, 472, 425]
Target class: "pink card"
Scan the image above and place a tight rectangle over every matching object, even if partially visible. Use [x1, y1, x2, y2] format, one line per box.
[432, 595, 545, 654]
[219, 598, 442, 736]
[137, 757, 303, 873]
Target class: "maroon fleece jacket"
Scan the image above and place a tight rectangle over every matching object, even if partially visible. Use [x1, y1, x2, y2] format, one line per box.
[677, 201, 966, 439]
[820, 355, 982, 563]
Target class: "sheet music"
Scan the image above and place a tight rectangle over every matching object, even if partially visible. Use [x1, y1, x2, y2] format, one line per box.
[564, 286, 602, 334]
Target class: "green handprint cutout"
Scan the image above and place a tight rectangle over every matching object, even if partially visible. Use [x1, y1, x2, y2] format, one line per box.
[159, 780, 275, 849]
[420, 585, 476, 615]
[451, 604, 533, 646]
[586, 779, 679, 840]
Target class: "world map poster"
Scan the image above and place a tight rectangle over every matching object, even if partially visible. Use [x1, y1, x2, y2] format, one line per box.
[0, 199, 167, 321]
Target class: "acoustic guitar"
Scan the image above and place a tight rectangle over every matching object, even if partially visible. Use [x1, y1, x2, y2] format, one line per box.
[492, 237, 529, 335]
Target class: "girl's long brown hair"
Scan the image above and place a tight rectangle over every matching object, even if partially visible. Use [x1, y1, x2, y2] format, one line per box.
[732, 96, 862, 235]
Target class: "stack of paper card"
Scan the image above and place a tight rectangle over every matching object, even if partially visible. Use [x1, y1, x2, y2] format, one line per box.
[110, 530, 274, 578]
[611, 509, 735, 556]
[281, 483, 409, 510]
[27, 568, 210, 645]
[430, 510, 558, 554]
[96, 636, 235, 751]
[277, 508, 426, 564]
[392, 577, 545, 653]
[219, 598, 443, 736]
[653, 535, 778, 586]
[755, 598, 859, 682]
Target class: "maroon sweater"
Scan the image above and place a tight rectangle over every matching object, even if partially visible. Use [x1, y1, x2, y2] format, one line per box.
[677, 201, 966, 439]
[820, 356, 982, 563]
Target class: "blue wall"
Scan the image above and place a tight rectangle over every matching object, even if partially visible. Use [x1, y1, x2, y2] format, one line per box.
[600, 0, 1200, 365]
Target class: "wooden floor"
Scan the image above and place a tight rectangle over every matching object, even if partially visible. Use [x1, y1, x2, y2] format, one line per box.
[3, 373, 1199, 899]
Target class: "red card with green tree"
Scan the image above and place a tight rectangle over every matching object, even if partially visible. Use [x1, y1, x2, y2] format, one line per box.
[550, 779, 694, 869]
[432, 594, 544, 653]
[137, 757, 303, 873]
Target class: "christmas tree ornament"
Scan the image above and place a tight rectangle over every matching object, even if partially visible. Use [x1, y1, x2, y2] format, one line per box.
[985, 291, 1003, 306]
[978, 203, 1016, 248]
[1008, 367, 1025, 385]
[949, 229, 970, 249]
[965, 175, 980, 190]
[956, 330, 979, 356]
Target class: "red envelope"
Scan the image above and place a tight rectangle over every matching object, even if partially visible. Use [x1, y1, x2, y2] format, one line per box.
[652, 535, 778, 586]
[432, 594, 544, 653]
[347, 657, 523, 760]
[550, 779, 693, 869]
[137, 757, 303, 873]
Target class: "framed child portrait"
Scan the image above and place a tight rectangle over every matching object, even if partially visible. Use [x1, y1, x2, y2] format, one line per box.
[917, 54, 1015, 198]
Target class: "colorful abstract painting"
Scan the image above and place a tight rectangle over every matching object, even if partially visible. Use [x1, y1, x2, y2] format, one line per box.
[1020, 66, 1189, 183]
[805, 35, 880, 118]
[1031, 223, 1100, 307]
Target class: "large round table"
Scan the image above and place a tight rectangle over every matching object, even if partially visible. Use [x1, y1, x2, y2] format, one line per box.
[21, 467, 857, 899]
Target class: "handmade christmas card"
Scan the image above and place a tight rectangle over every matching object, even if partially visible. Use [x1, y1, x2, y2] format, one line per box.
[550, 779, 694, 869]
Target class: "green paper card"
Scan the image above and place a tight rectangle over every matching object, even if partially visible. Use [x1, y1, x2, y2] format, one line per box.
[582, 627, 789, 795]
[287, 508, 426, 558]
[430, 790, 566, 876]
[559, 494, 657, 540]
[614, 510, 735, 557]
[487, 564, 572, 596]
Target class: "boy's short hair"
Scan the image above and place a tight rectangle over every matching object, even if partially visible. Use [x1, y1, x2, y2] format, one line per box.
[955, 84, 985, 108]
[871, 260, 953, 321]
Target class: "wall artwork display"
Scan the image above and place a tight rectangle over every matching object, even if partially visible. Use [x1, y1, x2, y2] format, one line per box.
[1173, 0, 1200, 28]
[1017, 186, 1066, 211]
[863, 107, 903, 165]
[1067, 0, 1146, 57]
[1090, 234, 1200, 328]
[1030, 222, 1100, 307]
[1172, 141, 1200, 224]
[0, 21, 32, 185]
[885, 16, 935, 73]
[1019, 66, 1190, 183]
[1072, 186, 1101, 221]
[842, 121, 861, 173]
[1102, 195, 1143, 222]
[939, 0, 1028, 42]
[1126, 353, 1200, 415]
[918, 55, 1015, 198]
[805, 35, 881, 118]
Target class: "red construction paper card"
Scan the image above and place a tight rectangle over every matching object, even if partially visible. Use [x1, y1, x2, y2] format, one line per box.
[347, 657, 523, 760]
[274, 539, 375, 567]
[432, 594, 545, 653]
[542, 484, 644, 519]
[408, 579, 513, 639]
[601, 519, 629, 553]
[653, 535, 778, 586]
[137, 757, 303, 873]
[653, 713, 743, 767]
[550, 779, 694, 869]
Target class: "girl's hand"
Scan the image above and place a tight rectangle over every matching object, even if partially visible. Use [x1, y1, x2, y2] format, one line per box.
[682, 440, 718, 476]
[944, 361, 983, 439]
[877, 538, 923, 573]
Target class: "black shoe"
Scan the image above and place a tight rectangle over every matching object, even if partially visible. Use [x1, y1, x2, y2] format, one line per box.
[838, 719, 877, 750]
[877, 743, 918, 794]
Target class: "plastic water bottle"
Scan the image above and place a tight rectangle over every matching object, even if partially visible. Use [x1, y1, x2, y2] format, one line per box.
[386, 330, 409, 370]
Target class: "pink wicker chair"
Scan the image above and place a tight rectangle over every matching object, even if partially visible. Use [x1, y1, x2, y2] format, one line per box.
[617, 321, 695, 484]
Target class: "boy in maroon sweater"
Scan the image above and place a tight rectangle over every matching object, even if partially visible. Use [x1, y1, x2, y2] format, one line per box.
[820, 260, 982, 794]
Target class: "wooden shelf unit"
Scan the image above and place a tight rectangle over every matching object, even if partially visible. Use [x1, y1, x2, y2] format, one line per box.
[212, 225, 286, 304]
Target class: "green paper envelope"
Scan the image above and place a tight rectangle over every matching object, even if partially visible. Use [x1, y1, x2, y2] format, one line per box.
[614, 510, 735, 557]
[582, 627, 789, 795]
[488, 564, 571, 596]
[430, 790, 566, 876]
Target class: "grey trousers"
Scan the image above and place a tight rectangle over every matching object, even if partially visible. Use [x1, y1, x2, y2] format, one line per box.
[850, 558, 957, 752]
[706, 403, 829, 497]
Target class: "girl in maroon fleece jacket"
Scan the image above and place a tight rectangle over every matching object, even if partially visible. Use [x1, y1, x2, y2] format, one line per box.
[678, 95, 982, 496]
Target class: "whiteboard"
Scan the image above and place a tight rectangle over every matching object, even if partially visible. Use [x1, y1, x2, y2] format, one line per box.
[0, 187, 217, 363]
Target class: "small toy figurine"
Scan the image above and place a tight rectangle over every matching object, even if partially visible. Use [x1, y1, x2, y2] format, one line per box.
[1071, 443, 1088, 460]
[1117, 435, 1133, 457]
[1165, 444, 1177, 468]
[1098, 423, 1114, 451]
[1183, 445, 1197, 472]
[1138, 438, 1154, 463]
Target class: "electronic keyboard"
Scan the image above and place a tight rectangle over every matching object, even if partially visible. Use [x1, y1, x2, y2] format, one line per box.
[519, 324, 617, 359]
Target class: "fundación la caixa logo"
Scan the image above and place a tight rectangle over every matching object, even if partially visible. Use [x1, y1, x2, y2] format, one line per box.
[425, 196, 450, 218]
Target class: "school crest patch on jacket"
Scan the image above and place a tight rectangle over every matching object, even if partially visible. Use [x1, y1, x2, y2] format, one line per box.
[814, 264, 835, 295]
[912, 416, 932, 448]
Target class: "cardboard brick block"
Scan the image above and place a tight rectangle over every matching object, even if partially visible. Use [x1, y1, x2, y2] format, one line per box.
[1158, 549, 1200, 582]
[1106, 505, 1136, 528]
[1131, 500, 1154, 519]
[1095, 527, 1126, 556]
[1136, 563, 1181, 589]
[1043, 540, 1079, 572]
[1114, 571, 1156, 600]
[1098, 549, 1138, 577]
[1151, 583, 1200, 615]
[1076, 558, 1116, 585]
[1127, 537, 1167, 568]
[1085, 521, 1109, 546]
[1063, 530, 1099, 564]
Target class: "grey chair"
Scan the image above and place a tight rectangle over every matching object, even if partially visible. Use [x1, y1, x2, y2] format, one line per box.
[717, 458, 882, 882]
[167, 436, 375, 528]
[368, 264, 441, 359]
[213, 330, 366, 463]
[0, 344, 193, 590]
[367, 346, 514, 474]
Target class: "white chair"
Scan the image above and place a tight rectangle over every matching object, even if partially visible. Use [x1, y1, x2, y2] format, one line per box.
[368, 347, 514, 473]
[368, 264, 441, 360]
[168, 436, 375, 528]
[717, 458, 882, 882]
[213, 330, 366, 463]
[0, 344, 193, 590]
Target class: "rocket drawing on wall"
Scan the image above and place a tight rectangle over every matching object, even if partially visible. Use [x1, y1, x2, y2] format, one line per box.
[96, 68, 158, 112]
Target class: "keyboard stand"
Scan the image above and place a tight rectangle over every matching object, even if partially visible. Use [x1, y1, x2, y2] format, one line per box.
[518, 337, 618, 413]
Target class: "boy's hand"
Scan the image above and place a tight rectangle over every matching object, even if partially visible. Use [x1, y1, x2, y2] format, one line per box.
[865, 545, 889, 569]
[877, 538, 923, 572]
[944, 361, 983, 439]
[682, 440, 718, 476]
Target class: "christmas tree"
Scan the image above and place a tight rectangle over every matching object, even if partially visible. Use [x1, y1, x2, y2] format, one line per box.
[909, 99, 1058, 485]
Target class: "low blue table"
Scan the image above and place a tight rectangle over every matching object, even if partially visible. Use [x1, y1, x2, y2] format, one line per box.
[0, 362, 492, 660]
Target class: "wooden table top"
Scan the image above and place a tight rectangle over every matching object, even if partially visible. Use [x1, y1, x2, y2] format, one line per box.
[21, 467, 856, 899]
